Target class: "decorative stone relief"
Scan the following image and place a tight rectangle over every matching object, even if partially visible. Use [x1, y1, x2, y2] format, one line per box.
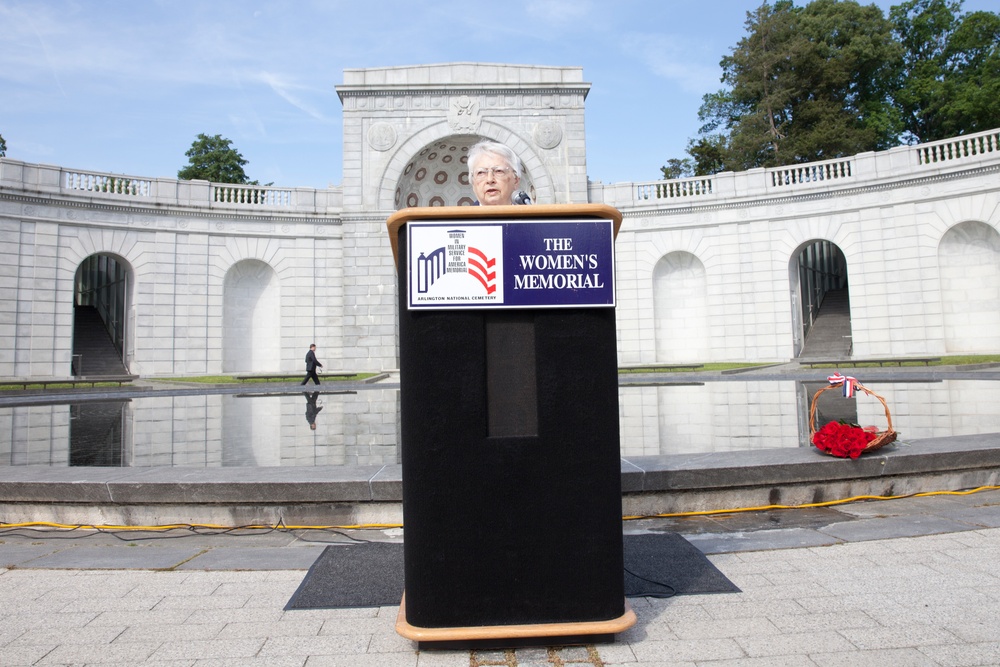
[533, 121, 563, 149]
[448, 96, 481, 132]
[367, 123, 397, 152]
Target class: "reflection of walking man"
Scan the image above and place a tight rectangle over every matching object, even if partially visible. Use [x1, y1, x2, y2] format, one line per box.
[301, 344, 323, 385]
[304, 392, 322, 430]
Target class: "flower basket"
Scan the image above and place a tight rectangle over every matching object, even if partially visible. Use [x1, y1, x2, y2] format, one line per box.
[809, 380, 897, 458]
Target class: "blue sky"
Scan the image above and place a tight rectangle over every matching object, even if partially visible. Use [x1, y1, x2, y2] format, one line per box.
[1, 0, 995, 189]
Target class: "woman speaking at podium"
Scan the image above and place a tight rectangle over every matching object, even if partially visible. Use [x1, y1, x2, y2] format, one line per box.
[468, 141, 531, 206]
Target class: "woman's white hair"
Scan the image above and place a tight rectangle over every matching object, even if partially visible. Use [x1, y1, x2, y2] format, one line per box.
[468, 141, 522, 179]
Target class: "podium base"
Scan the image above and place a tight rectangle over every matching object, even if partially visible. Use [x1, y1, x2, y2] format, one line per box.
[395, 593, 637, 650]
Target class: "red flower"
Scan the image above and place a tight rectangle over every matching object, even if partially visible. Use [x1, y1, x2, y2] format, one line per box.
[813, 421, 878, 459]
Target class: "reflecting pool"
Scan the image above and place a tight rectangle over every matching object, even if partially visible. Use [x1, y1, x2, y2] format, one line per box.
[2, 380, 999, 467]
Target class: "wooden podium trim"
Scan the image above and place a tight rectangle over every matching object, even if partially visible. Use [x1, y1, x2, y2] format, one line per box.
[395, 593, 637, 643]
[385, 203, 623, 267]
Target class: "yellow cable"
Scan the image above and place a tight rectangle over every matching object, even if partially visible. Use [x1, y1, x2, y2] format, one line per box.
[2, 485, 998, 533]
[622, 485, 1000, 520]
[0, 521, 404, 531]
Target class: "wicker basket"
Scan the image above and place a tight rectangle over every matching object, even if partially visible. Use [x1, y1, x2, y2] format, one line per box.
[809, 380, 897, 457]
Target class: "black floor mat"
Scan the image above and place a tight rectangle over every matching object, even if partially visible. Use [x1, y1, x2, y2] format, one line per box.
[285, 532, 739, 610]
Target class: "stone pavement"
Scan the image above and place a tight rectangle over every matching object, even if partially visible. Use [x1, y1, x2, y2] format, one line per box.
[1, 488, 1000, 666]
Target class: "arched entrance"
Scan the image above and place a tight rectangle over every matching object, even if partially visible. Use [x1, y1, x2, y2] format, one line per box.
[223, 259, 280, 373]
[73, 253, 132, 376]
[790, 240, 851, 358]
[393, 136, 536, 209]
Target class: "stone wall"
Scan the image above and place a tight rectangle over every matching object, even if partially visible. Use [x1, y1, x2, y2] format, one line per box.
[608, 132, 1000, 363]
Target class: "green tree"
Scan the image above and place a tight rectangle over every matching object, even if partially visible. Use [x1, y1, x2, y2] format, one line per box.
[785, 0, 904, 156]
[686, 135, 729, 176]
[660, 158, 694, 180]
[696, 1, 796, 171]
[178, 133, 251, 184]
[0, 133, 7, 157]
[697, 0, 902, 172]
[891, 0, 1000, 141]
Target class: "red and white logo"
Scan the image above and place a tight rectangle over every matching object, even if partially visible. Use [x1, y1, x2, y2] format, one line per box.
[409, 224, 505, 308]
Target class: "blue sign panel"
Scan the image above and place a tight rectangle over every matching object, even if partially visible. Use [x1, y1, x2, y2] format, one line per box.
[407, 219, 616, 310]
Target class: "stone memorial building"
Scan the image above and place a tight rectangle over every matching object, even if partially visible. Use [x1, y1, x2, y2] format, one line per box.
[1, 63, 999, 381]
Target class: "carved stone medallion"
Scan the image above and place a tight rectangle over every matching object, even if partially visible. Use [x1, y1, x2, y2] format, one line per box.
[367, 123, 397, 152]
[534, 121, 563, 149]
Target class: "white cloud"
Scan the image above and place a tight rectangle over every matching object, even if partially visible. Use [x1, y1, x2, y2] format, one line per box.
[258, 72, 329, 122]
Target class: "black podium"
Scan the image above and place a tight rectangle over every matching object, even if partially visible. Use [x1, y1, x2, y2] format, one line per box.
[387, 204, 634, 646]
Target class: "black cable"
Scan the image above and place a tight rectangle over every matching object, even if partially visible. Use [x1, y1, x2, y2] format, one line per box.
[624, 565, 677, 599]
[0, 522, 375, 544]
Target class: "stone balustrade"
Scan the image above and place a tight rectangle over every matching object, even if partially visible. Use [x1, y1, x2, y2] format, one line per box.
[595, 126, 1000, 208]
[2, 127, 998, 215]
[769, 157, 852, 187]
[915, 129, 1000, 165]
[64, 171, 152, 197]
[0, 160, 344, 213]
[211, 183, 292, 207]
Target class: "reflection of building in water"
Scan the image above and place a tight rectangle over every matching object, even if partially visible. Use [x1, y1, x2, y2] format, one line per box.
[0, 392, 402, 468]
[2, 64, 999, 380]
[0, 405, 71, 465]
[70, 401, 126, 466]
[861, 381, 1000, 441]
[1, 382, 999, 466]
[620, 383, 802, 456]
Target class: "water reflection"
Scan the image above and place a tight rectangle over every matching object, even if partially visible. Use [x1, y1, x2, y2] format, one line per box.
[0, 390, 402, 468]
[1, 380, 999, 467]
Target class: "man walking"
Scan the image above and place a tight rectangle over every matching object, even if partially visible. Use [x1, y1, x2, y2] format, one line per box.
[301, 344, 323, 385]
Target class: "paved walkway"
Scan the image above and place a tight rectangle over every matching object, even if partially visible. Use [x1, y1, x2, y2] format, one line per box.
[2, 488, 1000, 666]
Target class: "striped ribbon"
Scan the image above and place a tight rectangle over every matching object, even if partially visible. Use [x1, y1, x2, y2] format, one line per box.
[827, 372, 857, 398]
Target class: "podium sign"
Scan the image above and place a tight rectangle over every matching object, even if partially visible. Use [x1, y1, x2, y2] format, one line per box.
[406, 219, 615, 310]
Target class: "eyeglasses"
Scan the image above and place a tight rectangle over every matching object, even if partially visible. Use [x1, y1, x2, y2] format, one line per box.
[472, 166, 513, 182]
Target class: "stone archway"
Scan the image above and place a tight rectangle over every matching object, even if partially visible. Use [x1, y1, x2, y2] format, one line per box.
[791, 240, 850, 358]
[73, 253, 132, 375]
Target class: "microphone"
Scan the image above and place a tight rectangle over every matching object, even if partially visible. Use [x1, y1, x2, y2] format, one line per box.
[512, 190, 532, 205]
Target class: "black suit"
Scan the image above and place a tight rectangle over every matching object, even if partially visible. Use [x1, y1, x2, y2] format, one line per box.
[302, 349, 322, 385]
[304, 392, 323, 428]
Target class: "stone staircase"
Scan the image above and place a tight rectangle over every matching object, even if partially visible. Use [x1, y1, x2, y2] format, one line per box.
[799, 288, 852, 359]
[72, 306, 129, 376]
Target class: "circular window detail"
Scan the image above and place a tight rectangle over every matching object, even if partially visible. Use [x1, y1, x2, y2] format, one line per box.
[415, 168, 427, 181]
[407, 193, 419, 207]
[434, 171, 448, 184]
[429, 196, 445, 207]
